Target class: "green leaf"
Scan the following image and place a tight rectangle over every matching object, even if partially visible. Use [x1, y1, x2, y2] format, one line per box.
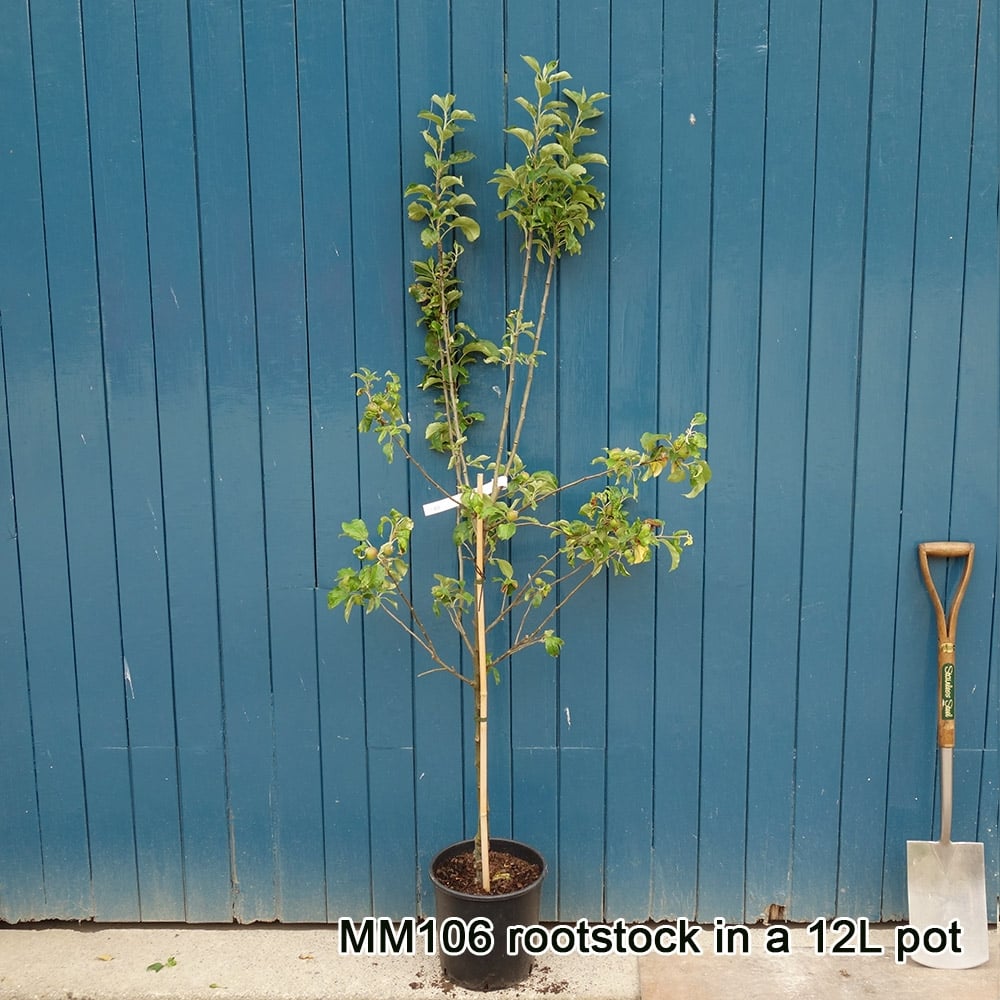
[506, 126, 535, 150]
[494, 558, 514, 579]
[666, 539, 682, 572]
[496, 521, 517, 541]
[462, 339, 501, 361]
[543, 631, 564, 657]
[513, 95, 536, 118]
[341, 519, 368, 542]
[684, 460, 712, 499]
[454, 216, 481, 241]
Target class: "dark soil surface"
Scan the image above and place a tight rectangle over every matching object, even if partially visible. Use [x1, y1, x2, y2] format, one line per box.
[434, 848, 542, 896]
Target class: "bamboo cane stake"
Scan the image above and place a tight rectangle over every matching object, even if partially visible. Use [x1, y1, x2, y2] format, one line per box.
[474, 475, 490, 892]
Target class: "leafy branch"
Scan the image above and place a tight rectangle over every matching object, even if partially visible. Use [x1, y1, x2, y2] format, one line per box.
[328, 56, 711, 892]
[330, 52, 712, 693]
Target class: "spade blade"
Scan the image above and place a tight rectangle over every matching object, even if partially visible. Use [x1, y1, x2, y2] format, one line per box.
[906, 838, 990, 969]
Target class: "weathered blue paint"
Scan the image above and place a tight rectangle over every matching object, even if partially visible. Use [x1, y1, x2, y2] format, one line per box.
[837, 0, 925, 922]
[697, 0, 769, 923]
[790, 0, 875, 921]
[651, 0, 715, 923]
[0, 0, 995, 925]
[132, 0, 233, 922]
[743, 0, 816, 925]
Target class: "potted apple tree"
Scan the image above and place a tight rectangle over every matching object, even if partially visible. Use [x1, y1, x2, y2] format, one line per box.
[329, 56, 710, 990]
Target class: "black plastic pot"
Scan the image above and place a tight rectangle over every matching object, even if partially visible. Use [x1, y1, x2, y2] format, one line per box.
[429, 838, 547, 991]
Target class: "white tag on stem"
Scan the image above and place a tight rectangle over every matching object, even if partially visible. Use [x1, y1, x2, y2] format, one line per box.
[422, 475, 508, 517]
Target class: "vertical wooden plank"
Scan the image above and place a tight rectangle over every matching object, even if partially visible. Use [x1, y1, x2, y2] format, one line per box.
[369, 742, 418, 920]
[395, 0, 473, 914]
[985, 567, 1000, 917]
[134, 0, 232, 922]
[504, 2, 559, 876]
[449, 29, 507, 863]
[789, 0, 874, 920]
[0, 1, 93, 920]
[0, 6, 45, 923]
[297, 0, 373, 919]
[242, 0, 326, 923]
[882, 0, 981, 921]
[511, 747, 558, 921]
[5, 4, 138, 920]
[601, 0, 664, 921]
[449, 0, 508, 718]
[985, 561, 999, 917]
[503, 20, 566, 917]
[742, 0, 818, 925]
[0, 331, 44, 922]
[837, 0, 925, 921]
[1, 275, 93, 912]
[951, 0, 999, 914]
[189, 0, 276, 922]
[697, 0, 767, 923]
[25, 0, 140, 921]
[344, 0, 417, 918]
[652, 0, 715, 921]
[555, 2, 612, 922]
[82, 0, 188, 922]
[267, 588, 325, 921]
[557, 749, 606, 920]
[316, 596, 371, 919]
[451, 0, 507, 428]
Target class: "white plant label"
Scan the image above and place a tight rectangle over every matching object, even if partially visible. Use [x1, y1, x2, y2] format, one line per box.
[422, 475, 508, 517]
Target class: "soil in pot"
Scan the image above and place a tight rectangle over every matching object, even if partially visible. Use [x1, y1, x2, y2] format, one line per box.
[433, 847, 543, 896]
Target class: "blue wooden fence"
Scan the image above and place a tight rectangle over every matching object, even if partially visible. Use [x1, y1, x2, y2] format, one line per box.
[1, 0, 997, 925]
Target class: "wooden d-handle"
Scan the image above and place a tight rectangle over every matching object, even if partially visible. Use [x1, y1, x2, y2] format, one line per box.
[919, 540, 975, 559]
[917, 541, 974, 750]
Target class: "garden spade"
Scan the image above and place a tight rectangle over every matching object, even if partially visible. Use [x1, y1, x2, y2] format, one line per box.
[906, 541, 989, 970]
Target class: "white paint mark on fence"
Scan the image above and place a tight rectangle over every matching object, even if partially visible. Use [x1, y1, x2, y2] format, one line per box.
[123, 656, 135, 699]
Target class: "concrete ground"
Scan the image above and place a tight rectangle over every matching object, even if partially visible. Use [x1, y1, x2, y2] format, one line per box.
[639, 924, 999, 1000]
[0, 922, 996, 1000]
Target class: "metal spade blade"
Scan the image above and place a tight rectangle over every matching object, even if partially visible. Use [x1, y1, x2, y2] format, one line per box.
[906, 752, 990, 969]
